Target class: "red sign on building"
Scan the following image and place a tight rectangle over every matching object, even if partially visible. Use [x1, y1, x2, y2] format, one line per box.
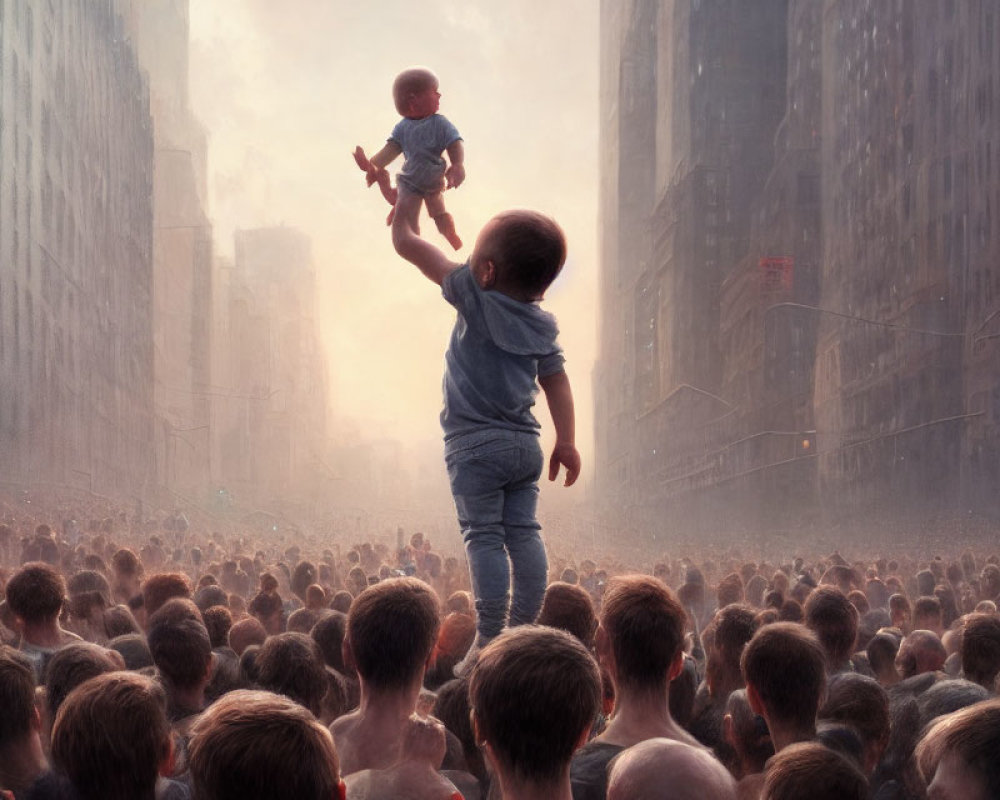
[759, 257, 794, 294]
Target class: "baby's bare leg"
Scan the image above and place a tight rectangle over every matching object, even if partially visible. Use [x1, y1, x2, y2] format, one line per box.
[391, 186, 423, 247]
[425, 192, 462, 250]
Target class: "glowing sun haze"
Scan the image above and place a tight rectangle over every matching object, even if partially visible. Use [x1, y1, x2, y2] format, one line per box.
[189, 1, 599, 487]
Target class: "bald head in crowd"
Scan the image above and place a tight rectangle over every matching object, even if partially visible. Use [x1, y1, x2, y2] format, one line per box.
[607, 739, 736, 800]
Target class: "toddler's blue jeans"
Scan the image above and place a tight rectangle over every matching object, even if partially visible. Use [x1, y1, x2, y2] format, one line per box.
[445, 429, 548, 640]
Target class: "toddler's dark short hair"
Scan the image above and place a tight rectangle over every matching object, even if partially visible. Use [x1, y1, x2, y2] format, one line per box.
[482, 210, 567, 298]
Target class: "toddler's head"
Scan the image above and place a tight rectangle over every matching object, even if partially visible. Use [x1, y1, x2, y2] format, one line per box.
[393, 67, 440, 119]
[472, 210, 567, 300]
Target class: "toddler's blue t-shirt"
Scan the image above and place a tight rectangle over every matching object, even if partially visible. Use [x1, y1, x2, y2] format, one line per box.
[440, 265, 565, 440]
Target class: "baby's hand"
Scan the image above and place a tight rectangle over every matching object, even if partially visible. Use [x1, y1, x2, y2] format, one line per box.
[446, 163, 465, 189]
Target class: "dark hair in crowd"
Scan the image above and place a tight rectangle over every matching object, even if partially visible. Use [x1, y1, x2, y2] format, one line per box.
[346, 577, 440, 690]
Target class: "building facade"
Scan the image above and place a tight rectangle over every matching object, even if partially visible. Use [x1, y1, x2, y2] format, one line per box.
[124, 0, 214, 502]
[595, 0, 1000, 534]
[215, 227, 331, 514]
[0, 0, 154, 497]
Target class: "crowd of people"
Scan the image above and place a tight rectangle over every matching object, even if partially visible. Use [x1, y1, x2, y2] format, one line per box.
[0, 503, 997, 799]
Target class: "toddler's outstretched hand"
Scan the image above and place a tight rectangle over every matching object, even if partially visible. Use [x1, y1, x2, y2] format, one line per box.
[548, 442, 581, 487]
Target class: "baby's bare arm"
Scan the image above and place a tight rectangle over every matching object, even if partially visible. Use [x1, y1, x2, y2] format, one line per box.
[370, 141, 402, 169]
[445, 141, 465, 188]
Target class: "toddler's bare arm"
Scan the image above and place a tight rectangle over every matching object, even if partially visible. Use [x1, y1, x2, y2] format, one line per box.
[539, 370, 581, 487]
[392, 205, 460, 285]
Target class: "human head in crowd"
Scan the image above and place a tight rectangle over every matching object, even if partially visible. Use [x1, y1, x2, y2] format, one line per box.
[108, 633, 154, 671]
[0, 647, 45, 794]
[865, 576, 890, 610]
[981, 564, 1000, 600]
[470, 626, 600, 797]
[43, 643, 120, 738]
[140, 573, 191, 627]
[110, 548, 143, 604]
[803, 586, 859, 673]
[306, 583, 327, 611]
[290, 561, 318, 603]
[815, 721, 865, 770]
[426, 611, 477, 689]
[846, 589, 869, 616]
[248, 588, 284, 635]
[344, 577, 440, 692]
[239, 645, 262, 684]
[103, 604, 141, 638]
[606, 738, 737, 800]
[818, 673, 889, 776]
[889, 593, 911, 632]
[446, 590, 474, 616]
[912, 595, 944, 636]
[741, 622, 826, 751]
[916, 698, 1000, 800]
[331, 590, 354, 613]
[855, 607, 891, 652]
[714, 603, 759, 684]
[867, 630, 902, 688]
[716, 573, 744, 608]
[761, 741, 867, 800]
[50, 672, 173, 800]
[916, 569, 937, 597]
[745, 574, 768, 608]
[433, 677, 486, 784]
[254, 632, 328, 718]
[916, 679, 991, 730]
[146, 596, 201, 630]
[895, 630, 947, 680]
[147, 617, 213, 718]
[935, 584, 960, 629]
[65, 570, 112, 643]
[202, 605, 233, 650]
[188, 690, 344, 800]
[960, 612, 1000, 690]
[228, 593, 247, 620]
[722, 689, 773, 779]
[5, 561, 67, 638]
[229, 616, 267, 656]
[599, 575, 686, 692]
[777, 598, 803, 623]
[287, 607, 322, 634]
[194, 584, 229, 614]
[536, 581, 597, 649]
[312, 611, 349, 673]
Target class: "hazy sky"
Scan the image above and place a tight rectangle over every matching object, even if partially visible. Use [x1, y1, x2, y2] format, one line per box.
[188, 0, 600, 484]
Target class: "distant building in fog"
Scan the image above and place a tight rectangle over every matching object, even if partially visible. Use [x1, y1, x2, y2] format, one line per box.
[596, 0, 1000, 534]
[124, 0, 215, 503]
[215, 227, 331, 513]
[0, 1, 154, 497]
